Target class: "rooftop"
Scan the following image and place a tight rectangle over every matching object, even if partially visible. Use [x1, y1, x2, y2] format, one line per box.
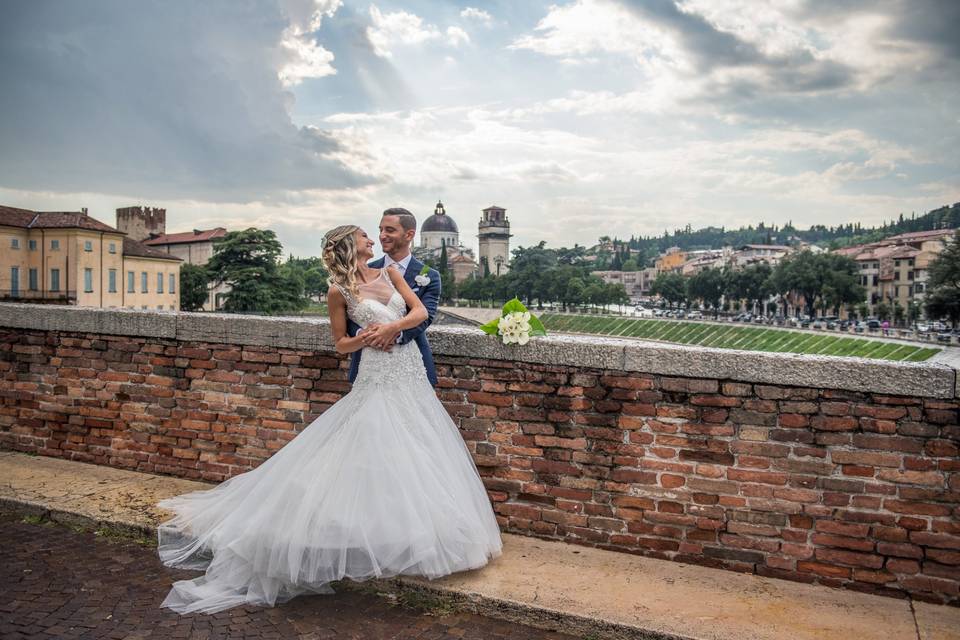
[122, 237, 182, 262]
[0, 205, 123, 234]
[143, 227, 228, 245]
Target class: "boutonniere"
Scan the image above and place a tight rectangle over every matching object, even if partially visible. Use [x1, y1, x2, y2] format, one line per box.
[480, 297, 547, 346]
[415, 264, 431, 287]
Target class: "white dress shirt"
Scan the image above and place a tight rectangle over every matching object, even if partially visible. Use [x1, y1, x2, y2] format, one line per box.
[383, 253, 412, 275]
[381, 252, 413, 343]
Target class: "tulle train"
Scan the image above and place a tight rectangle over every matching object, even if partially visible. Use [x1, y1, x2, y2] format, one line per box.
[157, 379, 503, 614]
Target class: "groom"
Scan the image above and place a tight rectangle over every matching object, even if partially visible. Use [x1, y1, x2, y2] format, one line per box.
[347, 207, 441, 386]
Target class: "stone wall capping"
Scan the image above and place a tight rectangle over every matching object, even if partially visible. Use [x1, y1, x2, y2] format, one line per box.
[0, 302, 955, 398]
[0, 302, 177, 339]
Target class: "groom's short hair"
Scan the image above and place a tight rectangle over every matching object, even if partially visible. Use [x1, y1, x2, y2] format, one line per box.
[382, 207, 417, 233]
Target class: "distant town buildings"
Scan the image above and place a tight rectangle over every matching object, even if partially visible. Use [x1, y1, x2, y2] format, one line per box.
[834, 228, 955, 313]
[0, 205, 181, 310]
[115, 206, 230, 311]
[593, 268, 657, 298]
[478, 205, 511, 276]
[416, 201, 479, 284]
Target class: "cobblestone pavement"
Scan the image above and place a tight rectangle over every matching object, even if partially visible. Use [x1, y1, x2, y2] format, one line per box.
[0, 512, 578, 640]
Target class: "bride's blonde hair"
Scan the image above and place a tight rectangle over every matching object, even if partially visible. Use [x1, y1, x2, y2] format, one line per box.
[322, 225, 361, 299]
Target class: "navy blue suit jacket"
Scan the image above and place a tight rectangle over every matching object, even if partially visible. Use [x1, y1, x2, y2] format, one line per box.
[346, 256, 440, 386]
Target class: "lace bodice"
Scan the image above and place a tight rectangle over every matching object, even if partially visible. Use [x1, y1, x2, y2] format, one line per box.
[335, 269, 429, 387]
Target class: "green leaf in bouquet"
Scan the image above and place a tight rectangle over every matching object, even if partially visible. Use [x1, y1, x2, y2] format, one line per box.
[479, 317, 501, 335]
[419, 264, 431, 276]
[501, 297, 528, 315]
[528, 314, 548, 336]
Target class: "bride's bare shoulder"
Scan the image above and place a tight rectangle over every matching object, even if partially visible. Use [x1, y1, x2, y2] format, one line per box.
[327, 285, 345, 305]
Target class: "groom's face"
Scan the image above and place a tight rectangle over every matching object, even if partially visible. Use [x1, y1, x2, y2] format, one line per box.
[379, 215, 415, 256]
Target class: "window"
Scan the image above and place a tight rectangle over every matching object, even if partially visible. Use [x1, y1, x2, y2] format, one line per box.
[169, 305, 175, 310]
[141, 271, 148, 293]
[28, 268, 38, 291]
[84, 268, 93, 293]
[915, 283, 925, 293]
[10, 238, 19, 249]
[169, 273, 176, 294]
[141, 305, 148, 310]
[51, 239, 60, 250]
[872, 275, 878, 286]
[84, 240, 93, 251]
[157, 272, 164, 293]
[109, 242, 116, 254]
[157, 304, 163, 310]
[108, 269, 117, 293]
[909, 259, 915, 266]
[895, 260, 901, 267]
[50, 269, 60, 292]
[28, 240, 37, 251]
[127, 271, 135, 293]
[10, 267, 19, 295]
[908, 271, 914, 281]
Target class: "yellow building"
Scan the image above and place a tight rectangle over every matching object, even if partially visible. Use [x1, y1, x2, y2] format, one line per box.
[0, 205, 181, 310]
[654, 246, 687, 274]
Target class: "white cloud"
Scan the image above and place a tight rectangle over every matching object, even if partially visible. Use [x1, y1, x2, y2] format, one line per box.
[511, 0, 671, 62]
[281, 0, 342, 36]
[446, 26, 470, 47]
[278, 0, 341, 86]
[367, 6, 441, 58]
[460, 7, 493, 25]
[279, 32, 337, 86]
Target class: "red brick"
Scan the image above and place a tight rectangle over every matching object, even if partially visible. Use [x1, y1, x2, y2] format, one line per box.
[814, 548, 884, 568]
[797, 561, 851, 578]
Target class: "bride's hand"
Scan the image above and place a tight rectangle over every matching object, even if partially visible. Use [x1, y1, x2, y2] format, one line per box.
[364, 323, 401, 350]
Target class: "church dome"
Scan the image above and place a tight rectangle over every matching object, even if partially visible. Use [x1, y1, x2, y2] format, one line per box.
[422, 201, 459, 233]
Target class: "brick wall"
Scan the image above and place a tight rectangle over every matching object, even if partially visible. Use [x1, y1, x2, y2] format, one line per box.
[0, 323, 958, 606]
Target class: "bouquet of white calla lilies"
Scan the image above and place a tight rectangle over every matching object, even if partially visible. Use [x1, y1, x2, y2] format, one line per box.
[480, 298, 547, 345]
[497, 311, 533, 345]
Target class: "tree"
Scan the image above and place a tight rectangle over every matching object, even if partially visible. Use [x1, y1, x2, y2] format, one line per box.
[650, 272, 687, 308]
[206, 228, 308, 315]
[726, 263, 772, 314]
[687, 268, 726, 318]
[179, 263, 209, 312]
[893, 300, 905, 326]
[924, 231, 960, 325]
[283, 256, 328, 301]
[769, 251, 863, 317]
[875, 301, 891, 321]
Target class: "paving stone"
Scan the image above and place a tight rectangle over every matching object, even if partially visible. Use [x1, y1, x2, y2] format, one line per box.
[0, 512, 576, 640]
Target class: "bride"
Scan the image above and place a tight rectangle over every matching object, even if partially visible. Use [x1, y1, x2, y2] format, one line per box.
[157, 224, 503, 614]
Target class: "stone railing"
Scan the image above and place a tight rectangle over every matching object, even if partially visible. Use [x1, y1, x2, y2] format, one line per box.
[0, 303, 957, 606]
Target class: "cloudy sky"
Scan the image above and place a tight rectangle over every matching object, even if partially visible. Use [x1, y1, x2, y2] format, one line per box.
[1, 0, 958, 257]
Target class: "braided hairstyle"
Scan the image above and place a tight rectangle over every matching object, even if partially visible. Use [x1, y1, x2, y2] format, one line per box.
[322, 225, 361, 300]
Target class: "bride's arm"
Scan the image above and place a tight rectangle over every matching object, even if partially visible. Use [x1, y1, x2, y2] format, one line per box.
[384, 268, 429, 332]
[328, 287, 368, 354]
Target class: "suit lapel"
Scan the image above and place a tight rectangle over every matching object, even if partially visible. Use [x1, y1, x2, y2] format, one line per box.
[404, 256, 423, 289]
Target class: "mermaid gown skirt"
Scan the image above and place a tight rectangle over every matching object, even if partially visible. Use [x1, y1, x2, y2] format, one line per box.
[157, 276, 503, 614]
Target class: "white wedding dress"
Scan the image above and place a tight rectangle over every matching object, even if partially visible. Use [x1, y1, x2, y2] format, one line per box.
[157, 269, 503, 614]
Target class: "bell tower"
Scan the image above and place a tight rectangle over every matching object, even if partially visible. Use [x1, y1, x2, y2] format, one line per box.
[477, 205, 511, 276]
